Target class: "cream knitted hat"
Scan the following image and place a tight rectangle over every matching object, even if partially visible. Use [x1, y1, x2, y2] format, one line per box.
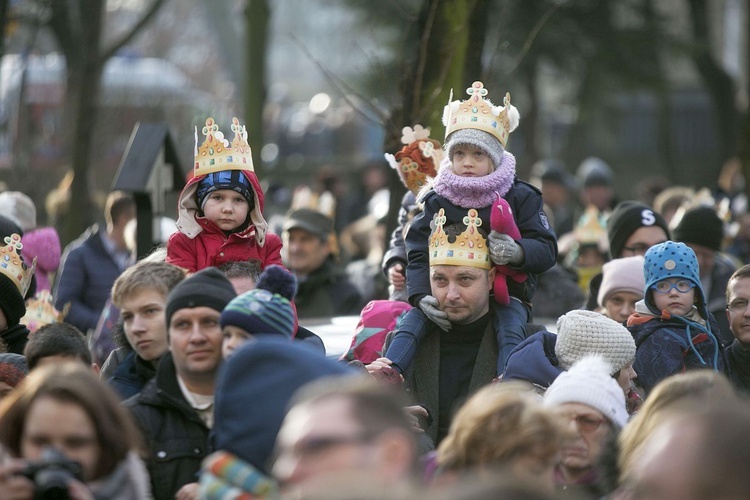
[555, 309, 636, 373]
[597, 256, 646, 307]
[544, 355, 629, 429]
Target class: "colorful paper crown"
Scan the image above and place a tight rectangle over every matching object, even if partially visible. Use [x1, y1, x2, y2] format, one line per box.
[574, 205, 609, 253]
[429, 208, 491, 269]
[442, 81, 520, 147]
[21, 290, 69, 333]
[194, 117, 254, 177]
[384, 125, 444, 195]
[0, 233, 36, 297]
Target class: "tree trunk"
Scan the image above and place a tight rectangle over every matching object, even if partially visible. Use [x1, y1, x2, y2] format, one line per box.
[245, 0, 269, 179]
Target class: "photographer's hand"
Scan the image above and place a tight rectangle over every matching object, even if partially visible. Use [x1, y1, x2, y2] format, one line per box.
[67, 479, 94, 500]
[0, 459, 34, 500]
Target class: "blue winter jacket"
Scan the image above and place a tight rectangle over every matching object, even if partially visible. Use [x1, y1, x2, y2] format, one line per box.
[502, 330, 563, 389]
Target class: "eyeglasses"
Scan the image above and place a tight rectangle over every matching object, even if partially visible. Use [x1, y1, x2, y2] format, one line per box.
[565, 414, 608, 433]
[728, 298, 750, 312]
[650, 279, 695, 294]
[621, 243, 652, 256]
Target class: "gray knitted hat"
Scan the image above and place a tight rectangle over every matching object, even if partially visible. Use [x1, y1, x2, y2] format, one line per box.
[555, 309, 636, 373]
[446, 128, 504, 171]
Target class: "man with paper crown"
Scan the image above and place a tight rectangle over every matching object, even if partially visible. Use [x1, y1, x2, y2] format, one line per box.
[0, 234, 36, 354]
[371, 210, 501, 447]
[166, 117, 283, 273]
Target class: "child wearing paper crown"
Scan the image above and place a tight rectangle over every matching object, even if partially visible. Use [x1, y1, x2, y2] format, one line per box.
[166, 117, 283, 273]
[626, 241, 727, 395]
[383, 81, 558, 376]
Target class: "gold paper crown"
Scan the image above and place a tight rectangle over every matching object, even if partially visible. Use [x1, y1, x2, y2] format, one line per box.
[21, 290, 69, 333]
[429, 208, 491, 269]
[443, 81, 520, 147]
[0, 233, 36, 297]
[194, 117, 254, 177]
[385, 125, 444, 195]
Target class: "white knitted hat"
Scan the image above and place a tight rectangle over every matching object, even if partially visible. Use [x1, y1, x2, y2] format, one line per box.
[555, 309, 636, 373]
[544, 355, 628, 429]
[597, 256, 646, 307]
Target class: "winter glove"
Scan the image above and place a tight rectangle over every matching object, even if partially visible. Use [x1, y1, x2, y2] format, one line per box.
[418, 295, 451, 331]
[489, 231, 525, 266]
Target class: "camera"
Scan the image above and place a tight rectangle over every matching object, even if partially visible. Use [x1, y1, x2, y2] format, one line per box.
[20, 447, 83, 500]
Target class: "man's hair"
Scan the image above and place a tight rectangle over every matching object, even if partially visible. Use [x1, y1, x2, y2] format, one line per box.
[292, 377, 415, 441]
[726, 263, 750, 303]
[218, 260, 262, 282]
[111, 260, 187, 308]
[24, 323, 92, 370]
[104, 191, 135, 227]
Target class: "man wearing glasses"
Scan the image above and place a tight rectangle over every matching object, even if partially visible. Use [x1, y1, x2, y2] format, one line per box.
[724, 264, 750, 392]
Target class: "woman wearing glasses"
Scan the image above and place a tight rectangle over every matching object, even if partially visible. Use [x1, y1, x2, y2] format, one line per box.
[626, 241, 727, 395]
[543, 356, 629, 499]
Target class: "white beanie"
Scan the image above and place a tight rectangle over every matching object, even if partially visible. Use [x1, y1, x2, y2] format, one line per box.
[544, 355, 628, 429]
[555, 309, 636, 373]
[445, 128, 504, 171]
[0, 191, 36, 232]
[597, 256, 646, 308]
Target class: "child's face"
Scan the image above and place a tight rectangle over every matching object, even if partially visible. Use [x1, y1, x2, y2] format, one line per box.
[203, 189, 250, 231]
[222, 325, 253, 358]
[651, 278, 696, 316]
[451, 145, 493, 177]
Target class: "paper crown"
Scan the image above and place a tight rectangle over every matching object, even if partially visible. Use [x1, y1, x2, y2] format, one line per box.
[21, 290, 69, 333]
[0, 233, 36, 297]
[574, 205, 609, 252]
[429, 208, 491, 269]
[384, 125, 444, 195]
[442, 81, 520, 147]
[194, 117, 254, 177]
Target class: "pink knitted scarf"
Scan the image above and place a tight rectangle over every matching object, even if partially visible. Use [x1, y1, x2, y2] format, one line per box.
[433, 152, 516, 208]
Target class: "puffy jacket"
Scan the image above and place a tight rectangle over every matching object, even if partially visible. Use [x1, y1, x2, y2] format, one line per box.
[124, 353, 209, 500]
[107, 350, 156, 400]
[502, 329, 563, 389]
[295, 258, 363, 319]
[167, 169, 282, 273]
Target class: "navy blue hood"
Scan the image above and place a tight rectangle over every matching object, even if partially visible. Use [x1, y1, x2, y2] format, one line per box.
[502, 330, 563, 389]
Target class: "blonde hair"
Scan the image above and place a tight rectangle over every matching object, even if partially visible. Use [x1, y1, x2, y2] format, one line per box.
[618, 370, 736, 483]
[437, 383, 567, 473]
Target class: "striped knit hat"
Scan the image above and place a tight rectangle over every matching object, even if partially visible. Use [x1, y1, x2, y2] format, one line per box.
[220, 265, 297, 337]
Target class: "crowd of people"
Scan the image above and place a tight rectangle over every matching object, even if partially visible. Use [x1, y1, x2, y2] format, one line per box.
[0, 82, 749, 499]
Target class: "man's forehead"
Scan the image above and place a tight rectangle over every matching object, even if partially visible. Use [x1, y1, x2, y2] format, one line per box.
[729, 276, 750, 297]
[170, 306, 220, 321]
[429, 265, 484, 277]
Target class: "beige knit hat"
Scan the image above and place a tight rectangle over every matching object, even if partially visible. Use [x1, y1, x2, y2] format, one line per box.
[597, 256, 646, 308]
[555, 309, 636, 373]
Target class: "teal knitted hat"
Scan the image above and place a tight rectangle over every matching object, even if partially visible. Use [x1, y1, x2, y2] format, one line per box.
[220, 265, 296, 337]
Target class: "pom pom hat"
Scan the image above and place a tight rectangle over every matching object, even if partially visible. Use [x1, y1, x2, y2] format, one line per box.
[544, 355, 629, 429]
[221, 265, 297, 338]
[555, 310, 636, 373]
[643, 241, 705, 316]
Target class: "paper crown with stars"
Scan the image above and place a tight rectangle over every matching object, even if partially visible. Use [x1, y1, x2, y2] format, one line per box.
[442, 81, 520, 147]
[0, 233, 36, 297]
[21, 290, 69, 333]
[194, 117, 254, 177]
[428, 208, 491, 269]
[384, 124, 443, 195]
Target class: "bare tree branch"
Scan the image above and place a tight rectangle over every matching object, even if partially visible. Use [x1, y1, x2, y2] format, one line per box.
[506, 0, 565, 76]
[100, 0, 166, 63]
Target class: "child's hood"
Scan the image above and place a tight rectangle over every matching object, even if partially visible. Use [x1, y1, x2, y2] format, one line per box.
[175, 169, 268, 245]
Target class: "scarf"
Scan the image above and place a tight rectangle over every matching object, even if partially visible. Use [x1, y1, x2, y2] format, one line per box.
[433, 152, 516, 208]
[199, 451, 279, 499]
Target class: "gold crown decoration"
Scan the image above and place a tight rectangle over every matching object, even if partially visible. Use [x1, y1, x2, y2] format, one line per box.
[428, 208, 491, 269]
[194, 117, 254, 177]
[574, 205, 609, 253]
[21, 290, 69, 333]
[0, 234, 36, 297]
[385, 125, 444, 195]
[442, 81, 520, 147]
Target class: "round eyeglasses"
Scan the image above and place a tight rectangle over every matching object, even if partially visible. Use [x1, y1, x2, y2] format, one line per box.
[651, 279, 695, 294]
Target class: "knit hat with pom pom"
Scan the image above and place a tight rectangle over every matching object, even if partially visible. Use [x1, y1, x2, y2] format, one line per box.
[220, 265, 297, 337]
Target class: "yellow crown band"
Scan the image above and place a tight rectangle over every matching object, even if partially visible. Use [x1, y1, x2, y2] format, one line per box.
[194, 117, 254, 177]
[429, 208, 491, 270]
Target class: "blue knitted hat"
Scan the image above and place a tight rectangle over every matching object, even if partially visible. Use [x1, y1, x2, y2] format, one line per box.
[196, 170, 254, 210]
[220, 265, 297, 337]
[643, 241, 705, 315]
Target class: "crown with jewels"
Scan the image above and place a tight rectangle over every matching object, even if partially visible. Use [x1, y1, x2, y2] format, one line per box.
[194, 117, 254, 177]
[429, 208, 491, 269]
[0, 233, 36, 297]
[21, 290, 69, 333]
[384, 125, 444, 195]
[442, 81, 520, 147]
